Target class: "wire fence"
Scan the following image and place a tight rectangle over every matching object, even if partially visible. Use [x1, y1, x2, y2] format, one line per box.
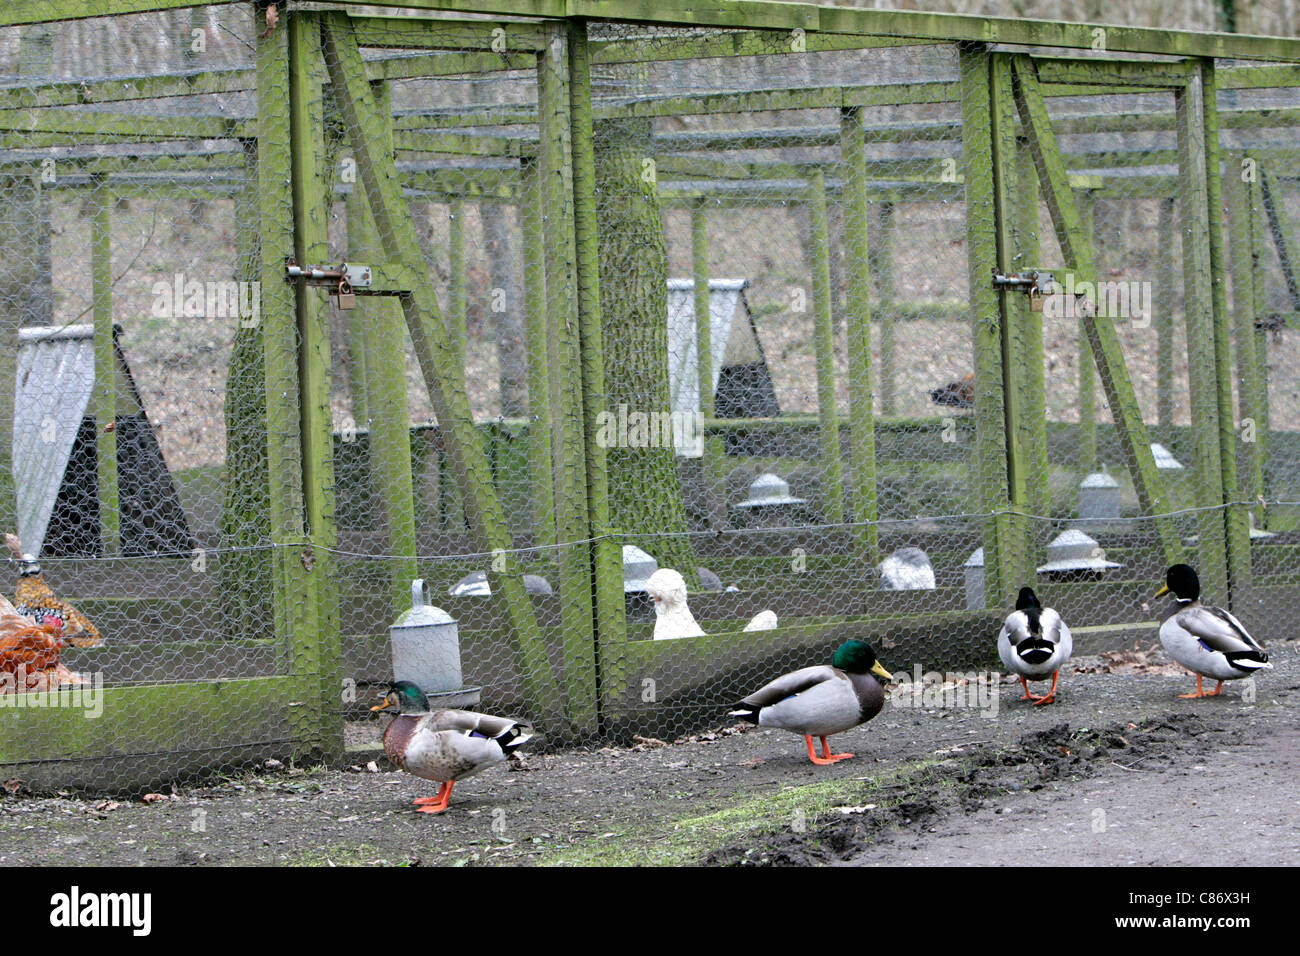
[0, 3, 1297, 791]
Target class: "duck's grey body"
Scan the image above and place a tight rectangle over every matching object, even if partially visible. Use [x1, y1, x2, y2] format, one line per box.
[997, 606, 1073, 680]
[735, 665, 885, 738]
[383, 709, 532, 783]
[1159, 598, 1271, 683]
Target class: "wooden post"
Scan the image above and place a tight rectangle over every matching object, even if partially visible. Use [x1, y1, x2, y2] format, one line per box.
[1227, 173, 1266, 513]
[1155, 197, 1176, 438]
[539, 24, 598, 734]
[1077, 191, 1098, 473]
[840, 106, 880, 561]
[1015, 139, 1050, 519]
[520, 156, 555, 547]
[873, 201, 896, 417]
[351, 79, 418, 616]
[1176, 70, 1230, 600]
[959, 45, 1017, 606]
[1200, 61, 1250, 596]
[90, 177, 120, 556]
[288, 12, 342, 761]
[691, 200, 724, 531]
[567, 22, 624, 728]
[808, 168, 845, 525]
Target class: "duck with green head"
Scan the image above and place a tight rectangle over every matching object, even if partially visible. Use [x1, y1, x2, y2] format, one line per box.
[1155, 564, 1271, 699]
[370, 681, 533, 814]
[729, 640, 893, 765]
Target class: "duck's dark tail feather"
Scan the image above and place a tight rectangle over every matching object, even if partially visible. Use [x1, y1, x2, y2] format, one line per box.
[1225, 650, 1271, 673]
[1015, 637, 1056, 666]
[497, 725, 534, 755]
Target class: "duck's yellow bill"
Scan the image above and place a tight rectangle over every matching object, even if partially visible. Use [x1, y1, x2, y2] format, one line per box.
[870, 661, 893, 681]
[1154, 584, 1171, 599]
[370, 697, 394, 712]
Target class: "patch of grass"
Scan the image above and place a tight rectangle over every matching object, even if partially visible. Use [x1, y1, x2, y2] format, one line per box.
[537, 759, 941, 867]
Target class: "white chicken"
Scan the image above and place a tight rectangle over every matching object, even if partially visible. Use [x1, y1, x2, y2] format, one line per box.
[644, 568, 776, 639]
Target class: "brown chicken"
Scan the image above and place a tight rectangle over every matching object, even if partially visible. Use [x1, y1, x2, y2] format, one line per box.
[4, 533, 103, 647]
[929, 372, 975, 409]
[0, 593, 76, 693]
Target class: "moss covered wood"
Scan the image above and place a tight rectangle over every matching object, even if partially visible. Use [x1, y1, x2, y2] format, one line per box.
[321, 13, 565, 726]
[349, 78, 418, 616]
[1011, 53, 1181, 563]
[592, 105, 696, 580]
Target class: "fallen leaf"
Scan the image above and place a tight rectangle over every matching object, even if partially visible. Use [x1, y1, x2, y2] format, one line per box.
[2, 779, 23, 794]
[141, 793, 166, 804]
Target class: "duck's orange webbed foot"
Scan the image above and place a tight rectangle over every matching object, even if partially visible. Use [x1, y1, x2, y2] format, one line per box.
[1179, 675, 1222, 699]
[413, 781, 454, 814]
[805, 735, 853, 765]
[1032, 671, 1060, 706]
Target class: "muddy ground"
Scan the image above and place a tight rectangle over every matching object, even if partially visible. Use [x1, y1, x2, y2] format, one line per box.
[1, 644, 1295, 867]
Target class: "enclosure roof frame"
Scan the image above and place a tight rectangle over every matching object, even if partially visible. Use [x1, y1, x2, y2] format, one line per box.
[9, 1, 1300, 63]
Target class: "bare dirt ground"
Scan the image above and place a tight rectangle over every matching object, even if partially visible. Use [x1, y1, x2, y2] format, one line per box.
[1, 643, 1295, 867]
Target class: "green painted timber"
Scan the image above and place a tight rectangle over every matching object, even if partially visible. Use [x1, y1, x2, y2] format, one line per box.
[566, 24, 624, 731]
[396, 131, 532, 157]
[320, 13, 564, 725]
[220, 1, 1300, 63]
[1011, 54, 1181, 563]
[1228, 172, 1270, 511]
[1175, 72, 1230, 601]
[960, 45, 1015, 608]
[1201, 61, 1251, 596]
[0, 109, 249, 140]
[990, 54, 1029, 585]
[590, 27, 922, 64]
[288, 12, 343, 760]
[1033, 57, 1198, 88]
[520, 158, 555, 546]
[807, 168, 845, 526]
[0, 676, 309, 773]
[839, 106, 879, 560]
[448, 197, 468, 367]
[350, 14, 552, 51]
[258, 5, 325, 756]
[1247, 175, 1273, 516]
[538, 27, 595, 726]
[1016, 139, 1050, 517]
[15, 2, 1300, 63]
[872, 201, 896, 416]
[1077, 192, 1098, 472]
[692, 200, 725, 532]
[353, 80, 418, 617]
[90, 178, 119, 556]
[1155, 197, 1176, 438]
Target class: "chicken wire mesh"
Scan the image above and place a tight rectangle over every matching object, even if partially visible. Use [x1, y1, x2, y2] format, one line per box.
[0, 3, 1296, 790]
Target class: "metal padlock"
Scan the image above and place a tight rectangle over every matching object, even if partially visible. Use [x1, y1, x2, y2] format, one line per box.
[336, 278, 356, 310]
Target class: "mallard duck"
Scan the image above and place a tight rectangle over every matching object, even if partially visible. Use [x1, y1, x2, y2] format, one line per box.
[997, 586, 1073, 705]
[729, 639, 892, 765]
[1155, 564, 1271, 699]
[370, 681, 533, 814]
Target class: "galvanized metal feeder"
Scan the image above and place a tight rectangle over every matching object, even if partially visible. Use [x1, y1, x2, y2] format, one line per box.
[389, 579, 480, 709]
[1036, 529, 1122, 580]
